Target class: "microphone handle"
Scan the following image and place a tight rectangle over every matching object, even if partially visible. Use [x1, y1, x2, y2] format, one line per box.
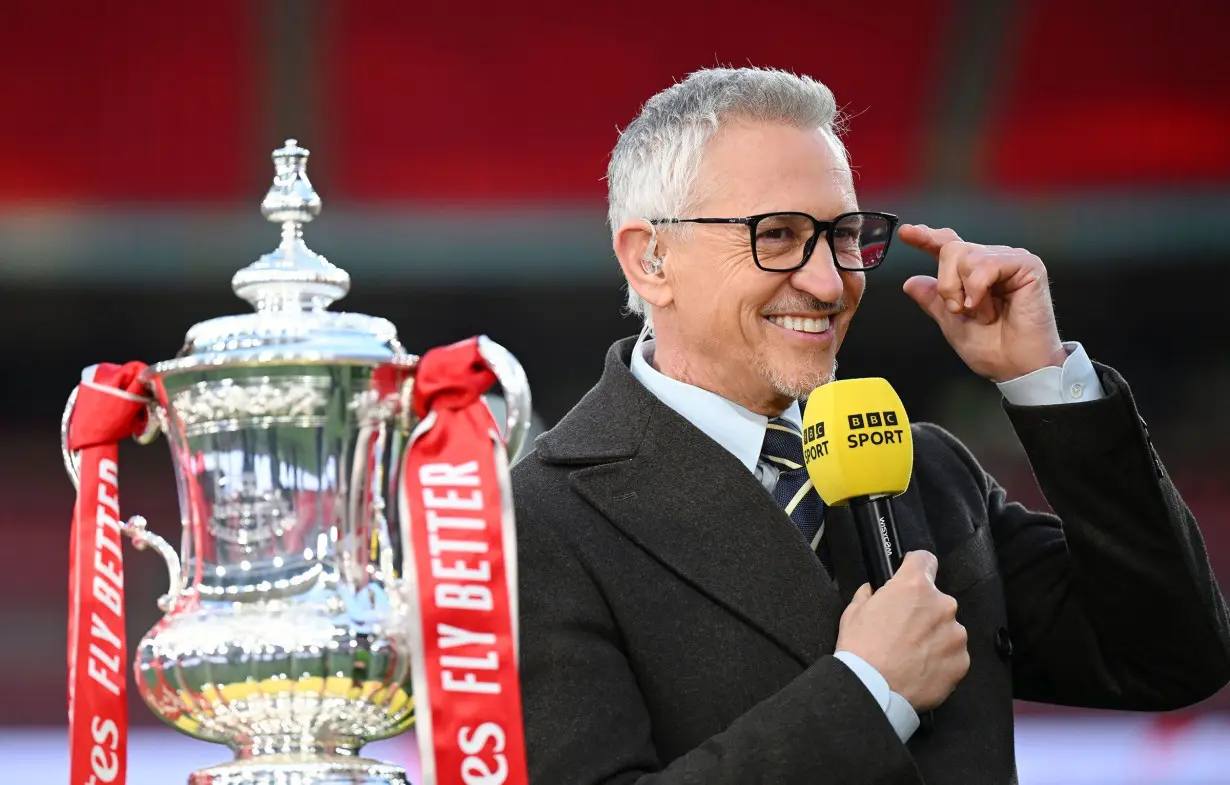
[848, 495, 904, 590]
[847, 495, 936, 732]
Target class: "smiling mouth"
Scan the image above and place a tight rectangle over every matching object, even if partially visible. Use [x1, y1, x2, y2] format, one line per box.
[765, 314, 833, 334]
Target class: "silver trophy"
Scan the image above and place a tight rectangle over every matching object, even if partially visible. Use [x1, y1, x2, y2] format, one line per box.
[61, 139, 532, 784]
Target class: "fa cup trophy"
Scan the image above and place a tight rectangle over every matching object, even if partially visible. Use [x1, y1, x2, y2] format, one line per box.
[62, 140, 533, 785]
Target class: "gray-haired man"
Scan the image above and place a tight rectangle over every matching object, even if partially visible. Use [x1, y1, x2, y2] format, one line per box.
[511, 67, 1230, 784]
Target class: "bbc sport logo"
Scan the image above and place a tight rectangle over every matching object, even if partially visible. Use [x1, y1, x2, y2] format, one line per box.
[845, 410, 907, 449]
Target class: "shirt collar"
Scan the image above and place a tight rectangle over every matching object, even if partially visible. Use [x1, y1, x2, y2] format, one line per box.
[629, 334, 803, 473]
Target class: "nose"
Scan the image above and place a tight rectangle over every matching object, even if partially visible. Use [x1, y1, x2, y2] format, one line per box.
[788, 244, 847, 304]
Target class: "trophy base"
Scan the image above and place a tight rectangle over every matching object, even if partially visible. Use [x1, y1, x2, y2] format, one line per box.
[188, 753, 408, 785]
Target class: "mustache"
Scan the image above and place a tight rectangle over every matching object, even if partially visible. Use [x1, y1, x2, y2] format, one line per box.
[760, 294, 846, 316]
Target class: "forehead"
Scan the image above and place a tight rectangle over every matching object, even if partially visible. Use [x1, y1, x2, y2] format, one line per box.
[693, 120, 857, 216]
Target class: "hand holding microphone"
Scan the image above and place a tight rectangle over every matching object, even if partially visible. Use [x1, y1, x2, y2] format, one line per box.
[835, 552, 970, 713]
[801, 378, 969, 714]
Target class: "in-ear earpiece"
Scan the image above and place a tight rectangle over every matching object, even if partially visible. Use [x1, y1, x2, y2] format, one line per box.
[641, 220, 664, 274]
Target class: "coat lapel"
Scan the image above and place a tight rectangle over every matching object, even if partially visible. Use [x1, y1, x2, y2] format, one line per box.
[536, 338, 846, 668]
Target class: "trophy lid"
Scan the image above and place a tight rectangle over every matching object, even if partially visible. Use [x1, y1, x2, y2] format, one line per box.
[148, 139, 409, 378]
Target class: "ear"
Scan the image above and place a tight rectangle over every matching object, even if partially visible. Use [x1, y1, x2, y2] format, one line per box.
[613, 219, 673, 309]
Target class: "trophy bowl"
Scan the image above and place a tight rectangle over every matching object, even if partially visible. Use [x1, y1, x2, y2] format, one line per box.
[61, 139, 532, 785]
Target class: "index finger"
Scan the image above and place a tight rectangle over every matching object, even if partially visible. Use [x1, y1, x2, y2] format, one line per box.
[898, 224, 964, 258]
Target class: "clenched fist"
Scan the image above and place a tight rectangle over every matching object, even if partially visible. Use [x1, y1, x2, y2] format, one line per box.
[836, 551, 970, 712]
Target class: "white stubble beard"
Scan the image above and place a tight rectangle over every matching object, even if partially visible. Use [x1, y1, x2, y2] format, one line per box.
[754, 348, 838, 401]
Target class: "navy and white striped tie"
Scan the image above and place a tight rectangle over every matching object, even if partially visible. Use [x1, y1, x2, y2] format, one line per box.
[762, 417, 832, 571]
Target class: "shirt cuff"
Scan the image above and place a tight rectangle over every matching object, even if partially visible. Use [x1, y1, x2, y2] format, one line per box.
[995, 341, 1107, 406]
[833, 650, 920, 744]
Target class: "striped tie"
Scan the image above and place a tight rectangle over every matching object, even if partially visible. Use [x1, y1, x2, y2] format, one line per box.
[762, 417, 831, 571]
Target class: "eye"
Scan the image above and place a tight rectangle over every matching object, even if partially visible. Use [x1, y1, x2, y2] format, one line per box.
[754, 214, 812, 249]
[757, 225, 798, 244]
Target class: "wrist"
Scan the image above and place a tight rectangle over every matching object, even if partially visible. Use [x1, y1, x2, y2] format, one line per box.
[995, 345, 1069, 383]
[1045, 344, 1071, 369]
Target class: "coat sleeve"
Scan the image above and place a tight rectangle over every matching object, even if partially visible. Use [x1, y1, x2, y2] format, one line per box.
[923, 363, 1230, 710]
[514, 468, 924, 785]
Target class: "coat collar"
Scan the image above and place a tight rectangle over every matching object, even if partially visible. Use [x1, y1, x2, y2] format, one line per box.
[628, 333, 804, 474]
[532, 337, 651, 466]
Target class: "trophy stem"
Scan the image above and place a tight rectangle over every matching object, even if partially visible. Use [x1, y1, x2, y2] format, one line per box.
[233, 738, 360, 760]
[188, 753, 408, 785]
[281, 219, 302, 248]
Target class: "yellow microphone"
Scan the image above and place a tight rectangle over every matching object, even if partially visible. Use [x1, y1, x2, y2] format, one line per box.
[801, 377, 913, 588]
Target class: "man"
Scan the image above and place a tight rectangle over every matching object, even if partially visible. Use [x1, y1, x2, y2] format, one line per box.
[511, 67, 1230, 783]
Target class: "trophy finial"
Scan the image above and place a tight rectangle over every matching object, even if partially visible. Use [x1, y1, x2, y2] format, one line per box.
[260, 138, 321, 224]
[232, 138, 350, 312]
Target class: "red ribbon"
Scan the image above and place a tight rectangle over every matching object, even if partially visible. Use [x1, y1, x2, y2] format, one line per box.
[401, 338, 529, 785]
[66, 362, 150, 785]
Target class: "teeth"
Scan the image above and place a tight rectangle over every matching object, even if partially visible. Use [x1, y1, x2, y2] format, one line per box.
[768, 315, 831, 334]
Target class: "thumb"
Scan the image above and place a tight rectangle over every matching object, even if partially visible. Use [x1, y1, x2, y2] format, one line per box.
[903, 275, 949, 325]
[902, 549, 940, 584]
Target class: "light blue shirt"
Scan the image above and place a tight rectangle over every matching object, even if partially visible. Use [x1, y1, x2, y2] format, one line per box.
[628, 333, 1105, 743]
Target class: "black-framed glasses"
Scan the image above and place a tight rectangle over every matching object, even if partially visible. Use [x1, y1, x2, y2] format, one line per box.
[649, 211, 898, 272]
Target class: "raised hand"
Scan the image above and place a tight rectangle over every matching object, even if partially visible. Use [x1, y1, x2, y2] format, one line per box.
[898, 224, 1069, 383]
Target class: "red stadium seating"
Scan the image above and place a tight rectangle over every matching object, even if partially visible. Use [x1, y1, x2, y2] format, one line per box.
[0, 2, 258, 203]
[4, 1, 1228, 205]
[320, 0, 955, 202]
[981, 0, 1230, 189]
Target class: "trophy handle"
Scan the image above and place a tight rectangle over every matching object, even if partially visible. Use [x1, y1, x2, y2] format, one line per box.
[60, 386, 82, 488]
[122, 516, 185, 613]
[477, 336, 532, 460]
[61, 387, 182, 613]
